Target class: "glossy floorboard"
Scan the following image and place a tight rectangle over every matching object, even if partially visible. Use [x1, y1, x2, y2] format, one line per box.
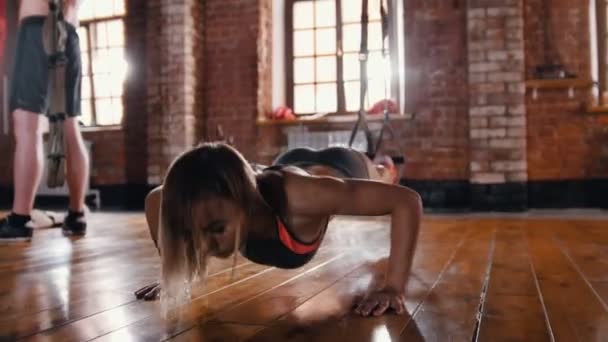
[0, 211, 607, 341]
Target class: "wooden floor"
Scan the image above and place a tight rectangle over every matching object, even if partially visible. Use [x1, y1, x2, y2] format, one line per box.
[0, 212, 607, 341]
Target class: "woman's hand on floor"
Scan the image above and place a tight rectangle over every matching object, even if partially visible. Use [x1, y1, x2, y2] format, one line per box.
[134, 282, 161, 301]
[353, 287, 406, 316]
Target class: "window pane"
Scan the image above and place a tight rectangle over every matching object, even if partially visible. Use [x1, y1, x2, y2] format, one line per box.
[367, 51, 387, 80]
[78, 3, 95, 21]
[294, 57, 315, 84]
[94, 75, 111, 97]
[77, 1, 126, 127]
[111, 98, 123, 125]
[342, 53, 360, 81]
[294, 30, 314, 56]
[342, 0, 362, 23]
[108, 47, 128, 80]
[316, 0, 336, 27]
[81, 52, 90, 76]
[95, 98, 114, 125]
[368, 22, 383, 50]
[368, 0, 382, 21]
[293, 1, 314, 29]
[294, 84, 315, 114]
[94, 1, 114, 19]
[109, 75, 124, 97]
[96, 22, 108, 48]
[77, 27, 88, 51]
[82, 75, 91, 99]
[92, 49, 110, 74]
[291, 0, 397, 115]
[113, 0, 126, 16]
[80, 99, 93, 126]
[368, 78, 387, 106]
[342, 24, 361, 52]
[315, 28, 336, 54]
[316, 83, 337, 112]
[341, 0, 380, 22]
[316, 56, 336, 82]
[344, 81, 361, 112]
[106, 20, 124, 47]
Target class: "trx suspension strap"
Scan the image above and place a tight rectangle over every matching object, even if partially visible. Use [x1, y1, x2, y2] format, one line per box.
[372, 0, 404, 162]
[42, 0, 68, 188]
[348, 0, 374, 157]
[348, 0, 406, 167]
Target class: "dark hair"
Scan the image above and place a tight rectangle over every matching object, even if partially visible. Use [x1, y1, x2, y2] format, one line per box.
[159, 142, 257, 315]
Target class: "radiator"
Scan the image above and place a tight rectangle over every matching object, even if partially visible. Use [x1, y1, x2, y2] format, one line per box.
[284, 126, 368, 152]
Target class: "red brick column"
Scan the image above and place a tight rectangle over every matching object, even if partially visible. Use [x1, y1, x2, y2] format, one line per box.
[203, 0, 273, 161]
[467, 0, 528, 210]
[146, 0, 201, 184]
[124, 0, 147, 187]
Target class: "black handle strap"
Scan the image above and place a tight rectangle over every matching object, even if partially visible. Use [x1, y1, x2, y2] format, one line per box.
[348, 0, 375, 157]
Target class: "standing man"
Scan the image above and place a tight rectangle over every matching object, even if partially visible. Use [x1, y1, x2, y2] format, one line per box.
[0, 0, 88, 239]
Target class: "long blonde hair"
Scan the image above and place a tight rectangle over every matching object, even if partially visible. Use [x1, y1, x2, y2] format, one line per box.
[158, 143, 257, 316]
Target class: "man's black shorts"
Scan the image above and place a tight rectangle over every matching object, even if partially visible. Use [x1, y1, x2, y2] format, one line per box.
[9, 16, 82, 117]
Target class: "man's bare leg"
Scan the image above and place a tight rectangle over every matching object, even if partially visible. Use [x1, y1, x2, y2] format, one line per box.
[60, 117, 89, 236]
[12, 109, 45, 216]
[63, 117, 88, 212]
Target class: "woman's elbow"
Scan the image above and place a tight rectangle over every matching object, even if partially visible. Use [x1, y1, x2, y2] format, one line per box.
[412, 191, 423, 214]
[400, 189, 423, 220]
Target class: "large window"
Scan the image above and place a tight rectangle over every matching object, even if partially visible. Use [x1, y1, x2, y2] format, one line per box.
[287, 0, 402, 116]
[77, 0, 128, 126]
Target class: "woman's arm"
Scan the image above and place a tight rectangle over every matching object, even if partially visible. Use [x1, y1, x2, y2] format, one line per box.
[284, 173, 422, 315]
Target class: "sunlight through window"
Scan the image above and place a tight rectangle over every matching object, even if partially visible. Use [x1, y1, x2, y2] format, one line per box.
[289, 0, 400, 116]
[77, 1, 127, 126]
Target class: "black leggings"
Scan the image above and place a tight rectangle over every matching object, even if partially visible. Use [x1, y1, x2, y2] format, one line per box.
[272, 147, 370, 179]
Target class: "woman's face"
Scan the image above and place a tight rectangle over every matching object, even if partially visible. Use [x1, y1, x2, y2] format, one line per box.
[194, 197, 246, 258]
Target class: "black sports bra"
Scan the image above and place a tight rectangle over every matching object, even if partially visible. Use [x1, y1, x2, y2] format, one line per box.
[242, 166, 327, 269]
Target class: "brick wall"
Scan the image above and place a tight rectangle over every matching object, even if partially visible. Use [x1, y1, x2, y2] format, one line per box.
[525, 0, 608, 181]
[0, 138, 12, 186]
[0, 0, 16, 187]
[402, 0, 469, 181]
[525, 0, 590, 80]
[83, 129, 126, 184]
[123, 0, 148, 185]
[203, 0, 273, 160]
[2, 0, 608, 210]
[146, 0, 200, 184]
[527, 93, 608, 180]
[466, 0, 528, 209]
[467, 1, 527, 183]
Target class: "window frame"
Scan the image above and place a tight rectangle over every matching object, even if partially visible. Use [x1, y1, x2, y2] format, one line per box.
[594, 0, 608, 105]
[285, 0, 401, 117]
[78, 13, 126, 126]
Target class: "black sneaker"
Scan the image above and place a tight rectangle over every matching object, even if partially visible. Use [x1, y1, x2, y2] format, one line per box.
[0, 216, 33, 241]
[62, 211, 87, 236]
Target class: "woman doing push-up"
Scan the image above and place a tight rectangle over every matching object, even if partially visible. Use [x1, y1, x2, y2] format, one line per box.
[136, 143, 422, 317]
